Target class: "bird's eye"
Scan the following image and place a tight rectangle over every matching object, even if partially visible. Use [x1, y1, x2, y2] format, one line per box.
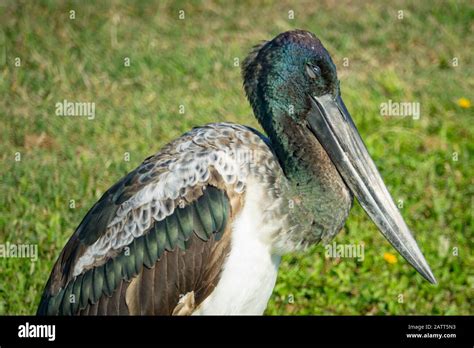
[306, 64, 321, 79]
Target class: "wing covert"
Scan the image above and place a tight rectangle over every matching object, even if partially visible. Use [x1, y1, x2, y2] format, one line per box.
[37, 186, 232, 315]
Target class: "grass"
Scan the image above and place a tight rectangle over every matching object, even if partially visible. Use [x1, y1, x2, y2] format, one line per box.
[0, 0, 472, 315]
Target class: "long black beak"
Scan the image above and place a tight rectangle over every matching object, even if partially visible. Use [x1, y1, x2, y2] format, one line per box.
[307, 93, 437, 284]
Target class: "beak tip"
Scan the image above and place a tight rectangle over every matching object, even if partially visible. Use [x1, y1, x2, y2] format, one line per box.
[417, 259, 437, 285]
[424, 269, 438, 285]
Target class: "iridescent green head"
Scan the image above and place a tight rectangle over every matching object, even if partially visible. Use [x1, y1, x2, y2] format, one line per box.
[242, 29, 339, 129]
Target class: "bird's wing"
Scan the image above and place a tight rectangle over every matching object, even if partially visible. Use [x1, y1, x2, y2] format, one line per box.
[36, 123, 274, 315]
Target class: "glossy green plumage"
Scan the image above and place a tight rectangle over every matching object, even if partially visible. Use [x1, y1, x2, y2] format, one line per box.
[104, 260, 115, 296]
[92, 267, 105, 303]
[134, 237, 145, 274]
[71, 274, 83, 312]
[80, 271, 92, 309]
[165, 214, 179, 251]
[176, 205, 193, 239]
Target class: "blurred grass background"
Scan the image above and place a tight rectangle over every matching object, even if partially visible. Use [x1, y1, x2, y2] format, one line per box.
[0, 0, 472, 315]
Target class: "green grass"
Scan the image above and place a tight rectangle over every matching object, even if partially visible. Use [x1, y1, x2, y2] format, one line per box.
[0, 0, 472, 315]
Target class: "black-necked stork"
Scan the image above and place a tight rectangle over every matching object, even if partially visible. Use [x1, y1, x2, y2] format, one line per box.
[38, 30, 436, 315]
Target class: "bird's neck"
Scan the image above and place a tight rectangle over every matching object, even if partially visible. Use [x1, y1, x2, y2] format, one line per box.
[256, 105, 353, 250]
[252, 92, 347, 202]
[261, 111, 319, 189]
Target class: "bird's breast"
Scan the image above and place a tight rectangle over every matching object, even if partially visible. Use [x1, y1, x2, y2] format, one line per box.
[193, 178, 283, 315]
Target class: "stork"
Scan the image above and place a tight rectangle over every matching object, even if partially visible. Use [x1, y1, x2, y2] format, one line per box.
[38, 30, 436, 316]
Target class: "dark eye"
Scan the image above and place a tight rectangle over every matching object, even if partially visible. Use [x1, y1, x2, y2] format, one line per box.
[306, 64, 321, 79]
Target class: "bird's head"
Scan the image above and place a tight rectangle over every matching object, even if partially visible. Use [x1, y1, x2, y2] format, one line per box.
[243, 29, 338, 128]
[242, 30, 437, 284]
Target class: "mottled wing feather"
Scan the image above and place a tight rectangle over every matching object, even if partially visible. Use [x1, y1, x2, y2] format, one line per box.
[38, 186, 232, 315]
